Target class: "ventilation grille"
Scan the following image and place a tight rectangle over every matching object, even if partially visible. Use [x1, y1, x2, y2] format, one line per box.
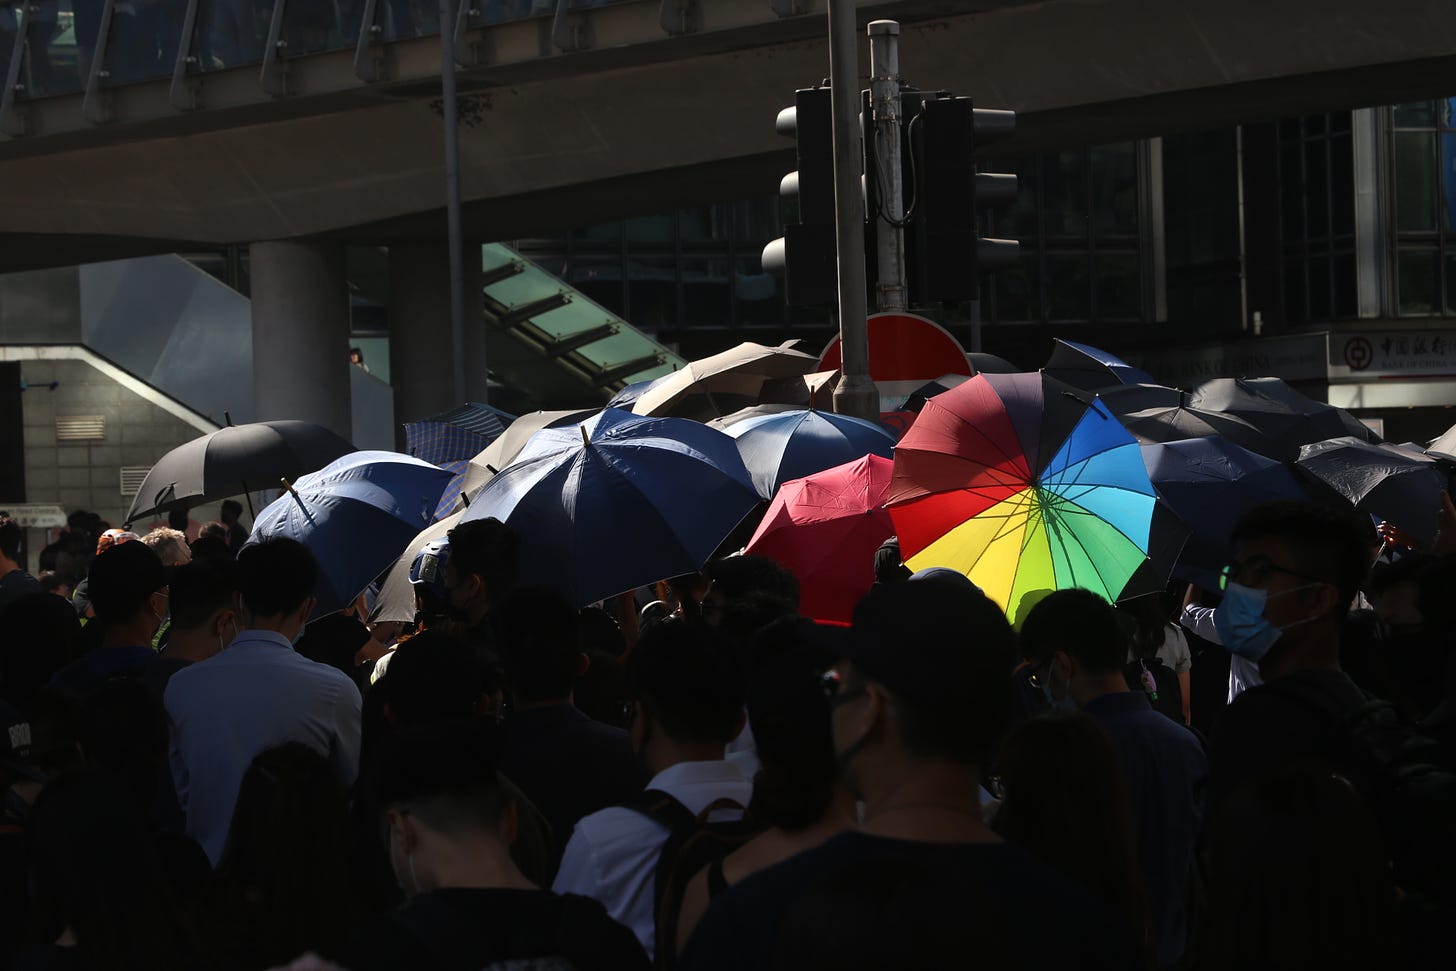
[119, 467, 151, 496]
[56, 415, 106, 442]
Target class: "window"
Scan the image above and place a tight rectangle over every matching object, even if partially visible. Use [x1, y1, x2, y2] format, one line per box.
[1278, 112, 1357, 322]
[1390, 99, 1456, 315]
[981, 143, 1145, 324]
[515, 198, 834, 345]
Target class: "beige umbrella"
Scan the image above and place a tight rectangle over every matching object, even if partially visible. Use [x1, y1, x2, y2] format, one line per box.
[631, 340, 821, 418]
[449, 408, 597, 513]
[369, 510, 463, 625]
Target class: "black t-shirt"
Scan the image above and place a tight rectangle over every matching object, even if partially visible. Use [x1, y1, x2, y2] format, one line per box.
[0, 569, 42, 618]
[1207, 667, 1367, 808]
[338, 888, 648, 971]
[680, 832, 1142, 971]
[500, 705, 646, 850]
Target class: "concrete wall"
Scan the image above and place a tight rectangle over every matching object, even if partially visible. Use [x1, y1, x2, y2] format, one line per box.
[18, 357, 222, 531]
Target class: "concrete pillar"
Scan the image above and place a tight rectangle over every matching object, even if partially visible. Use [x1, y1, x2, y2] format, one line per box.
[387, 241, 487, 433]
[249, 240, 353, 439]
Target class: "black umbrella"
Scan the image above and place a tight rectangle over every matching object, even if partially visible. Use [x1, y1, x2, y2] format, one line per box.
[1043, 339, 1155, 393]
[1094, 383, 1189, 414]
[903, 374, 974, 413]
[967, 352, 1020, 374]
[1297, 437, 1446, 546]
[1241, 377, 1381, 444]
[125, 420, 356, 524]
[1188, 378, 1348, 462]
[1115, 404, 1274, 453]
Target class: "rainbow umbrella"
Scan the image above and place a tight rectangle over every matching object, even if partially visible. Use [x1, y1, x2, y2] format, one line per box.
[887, 372, 1157, 625]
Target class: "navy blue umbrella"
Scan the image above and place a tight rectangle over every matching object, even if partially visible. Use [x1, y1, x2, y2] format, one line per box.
[403, 403, 515, 466]
[724, 408, 897, 500]
[1140, 437, 1308, 591]
[248, 451, 453, 616]
[462, 408, 760, 606]
[1043, 339, 1155, 392]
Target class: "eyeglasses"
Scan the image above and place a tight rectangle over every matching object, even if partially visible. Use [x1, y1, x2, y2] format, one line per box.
[1027, 658, 1054, 689]
[1220, 556, 1326, 591]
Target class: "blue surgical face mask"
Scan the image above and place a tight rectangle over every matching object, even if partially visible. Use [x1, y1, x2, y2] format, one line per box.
[1215, 581, 1323, 662]
[1214, 583, 1281, 660]
[1039, 663, 1079, 713]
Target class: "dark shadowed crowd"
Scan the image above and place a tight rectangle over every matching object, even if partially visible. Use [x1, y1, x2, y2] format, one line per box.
[0, 497, 1452, 971]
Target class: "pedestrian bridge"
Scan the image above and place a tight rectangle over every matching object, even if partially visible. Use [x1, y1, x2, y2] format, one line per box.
[1, 0, 1455, 267]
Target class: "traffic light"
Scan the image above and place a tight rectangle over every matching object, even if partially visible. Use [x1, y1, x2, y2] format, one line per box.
[907, 95, 1020, 302]
[761, 86, 838, 307]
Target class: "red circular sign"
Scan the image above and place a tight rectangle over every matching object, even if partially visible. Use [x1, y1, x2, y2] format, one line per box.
[1344, 337, 1373, 372]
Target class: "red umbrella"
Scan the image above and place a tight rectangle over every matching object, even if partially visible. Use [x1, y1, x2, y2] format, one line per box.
[744, 454, 896, 625]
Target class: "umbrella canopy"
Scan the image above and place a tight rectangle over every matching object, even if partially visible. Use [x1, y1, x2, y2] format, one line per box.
[369, 510, 463, 625]
[1114, 403, 1273, 453]
[744, 454, 897, 625]
[887, 372, 1157, 624]
[1117, 500, 1192, 601]
[707, 404, 805, 432]
[903, 374, 975, 413]
[1094, 383, 1189, 414]
[1297, 437, 1445, 546]
[967, 352, 1020, 374]
[403, 403, 515, 466]
[1241, 377, 1381, 444]
[462, 408, 760, 606]
[1427, 422, 1456, 462]
[248, 451, 453, 617]
[448, 408, 598, 513]
[606, 377, 663, 411]
[1043, 339, 1155, 392]
[724, 409, 897, 501]
[631, 341, 821, 419]
[1188, 378, 1349, 461]
[126, 420, 356, 524]
[1139, 437, 1307, 591]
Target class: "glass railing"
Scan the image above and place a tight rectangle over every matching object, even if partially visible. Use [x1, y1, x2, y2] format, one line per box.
[0, 0, 644, 120]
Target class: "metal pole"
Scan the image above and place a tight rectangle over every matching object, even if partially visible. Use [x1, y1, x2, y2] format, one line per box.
[828, 0, 880, 422]
[867, 21, 905, 313]
[440, 0, 471, 404]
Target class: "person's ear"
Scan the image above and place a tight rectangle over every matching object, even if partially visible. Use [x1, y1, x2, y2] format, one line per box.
[728, 707, 747, 744]
[386, 809, 416, 854]
[574, 653, 591, 679]
[499, 798, 520, 848]
[298, 596, 316, 627]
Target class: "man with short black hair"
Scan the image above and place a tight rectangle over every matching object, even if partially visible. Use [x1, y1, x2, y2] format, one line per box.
[0, 517, 41, 617]
[50, 541, 175, 701]
[1207, 500, 1377, 805]
[496, 587, 643, 852]
[443, 517, 520, 647]
[218, 499, 249, 551]
[164, 538, 362, 864]
[554, 620, 752, 960]
[161, 559, 239, 665]
[681, 579, 1139, 971]
[1021, 588, 1207, 970]
[337, 719, 647, 971]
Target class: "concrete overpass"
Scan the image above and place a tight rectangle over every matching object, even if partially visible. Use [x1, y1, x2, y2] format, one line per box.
[2, 0, 1456, 268]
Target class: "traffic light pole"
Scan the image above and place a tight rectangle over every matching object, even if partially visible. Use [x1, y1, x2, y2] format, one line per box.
[867, 21, 906, 314]
[828, 0, 881, 422]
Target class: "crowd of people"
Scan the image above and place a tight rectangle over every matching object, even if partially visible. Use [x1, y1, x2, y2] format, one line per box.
[0, 494, 1452, 971]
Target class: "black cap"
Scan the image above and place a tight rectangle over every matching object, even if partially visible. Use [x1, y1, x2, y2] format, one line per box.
[839, 576, 1015, 710]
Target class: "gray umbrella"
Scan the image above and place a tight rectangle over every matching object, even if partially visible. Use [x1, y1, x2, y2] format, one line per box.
[370, 510, 462, 625]
[125, 420, 355, 525]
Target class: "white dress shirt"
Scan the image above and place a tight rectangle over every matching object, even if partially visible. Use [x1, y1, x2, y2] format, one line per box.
[552, 758, 753, 960]
[1181, 604, 1263, 703]
[164, 628, 363, 864]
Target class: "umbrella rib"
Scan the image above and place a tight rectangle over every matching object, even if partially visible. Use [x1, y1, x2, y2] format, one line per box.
[1043, 495, 1120, 598]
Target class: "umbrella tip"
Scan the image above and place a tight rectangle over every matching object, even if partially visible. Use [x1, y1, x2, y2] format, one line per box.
[581, 425, 591, 447]
[280, 477, 299, 498]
